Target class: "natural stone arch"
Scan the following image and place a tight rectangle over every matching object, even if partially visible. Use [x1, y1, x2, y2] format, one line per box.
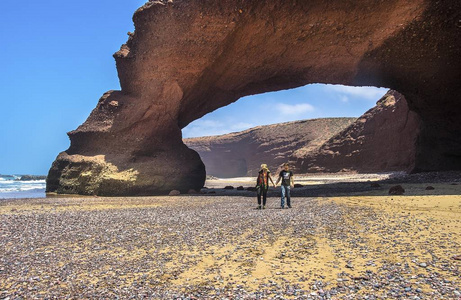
[47, 0, 461, 195]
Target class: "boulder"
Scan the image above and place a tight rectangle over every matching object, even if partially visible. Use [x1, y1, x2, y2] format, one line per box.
[224, 186, 234, 190]
[169, 190, 181, 196]
[389, 185, 405, 195]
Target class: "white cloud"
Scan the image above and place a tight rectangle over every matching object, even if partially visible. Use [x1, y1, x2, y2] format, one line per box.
[182, 119, 255, 138]
[339, 96, 349, 103]
[328, 85, 388, 101]
[275, 103, 315, 116]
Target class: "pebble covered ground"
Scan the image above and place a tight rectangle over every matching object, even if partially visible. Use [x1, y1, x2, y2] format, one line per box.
[1, 186, 460, 299]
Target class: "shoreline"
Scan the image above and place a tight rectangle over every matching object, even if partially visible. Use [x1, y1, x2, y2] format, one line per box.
[1, 170, 455, 200]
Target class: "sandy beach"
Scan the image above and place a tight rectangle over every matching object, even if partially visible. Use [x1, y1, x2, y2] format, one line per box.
[1, 177, 460, 299]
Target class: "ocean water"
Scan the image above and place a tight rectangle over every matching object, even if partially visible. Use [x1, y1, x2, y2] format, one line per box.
[0, 175, 46, 199]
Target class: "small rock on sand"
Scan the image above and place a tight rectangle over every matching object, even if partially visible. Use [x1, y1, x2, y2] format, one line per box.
[389, 185, 405, 195]
[224, 186, 234, 190]
[236, 186, 244, 190]
[425, 186, 435, 190]
[169, 190, 181, 196]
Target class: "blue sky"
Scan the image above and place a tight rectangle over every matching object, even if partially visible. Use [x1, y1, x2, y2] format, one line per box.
[0, 0, 387, 175]
[183, 85, 387, 138]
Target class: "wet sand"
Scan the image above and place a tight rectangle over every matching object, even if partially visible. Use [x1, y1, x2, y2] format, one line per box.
[1, 181, 460, 299]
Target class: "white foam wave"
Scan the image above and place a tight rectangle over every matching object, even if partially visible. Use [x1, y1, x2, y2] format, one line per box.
[0, 180, 46, 193]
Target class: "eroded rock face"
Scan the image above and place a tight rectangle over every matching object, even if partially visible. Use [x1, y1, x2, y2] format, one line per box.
[47, 0, 461, 195]
[292, 91, 421, 173]
[185, 118, 356, 178]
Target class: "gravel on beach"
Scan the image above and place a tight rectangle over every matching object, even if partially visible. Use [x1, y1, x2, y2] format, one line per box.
[1, 192, 460, 299]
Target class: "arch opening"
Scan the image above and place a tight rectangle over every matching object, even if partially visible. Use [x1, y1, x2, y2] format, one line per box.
[183, 84, 420, 178]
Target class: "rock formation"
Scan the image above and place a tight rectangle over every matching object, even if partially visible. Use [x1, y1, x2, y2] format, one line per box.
[47, 0, 461, 195]
[185, 118, 355, 177]
[292, 90, 421, 173]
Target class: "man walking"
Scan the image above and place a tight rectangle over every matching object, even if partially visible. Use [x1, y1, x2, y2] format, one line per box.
[275, 163, 294, 209]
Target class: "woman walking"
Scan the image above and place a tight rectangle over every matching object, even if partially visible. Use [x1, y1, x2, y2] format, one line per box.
[256, 164, 276, 209]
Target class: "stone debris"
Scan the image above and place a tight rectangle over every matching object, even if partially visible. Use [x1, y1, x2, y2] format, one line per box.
[169, 190, 181, 196]
[0, 195, 459, 299]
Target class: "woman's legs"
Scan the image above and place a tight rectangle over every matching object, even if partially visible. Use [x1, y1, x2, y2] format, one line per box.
[257, 189, 262, 208]
[262, 189, 268, 206]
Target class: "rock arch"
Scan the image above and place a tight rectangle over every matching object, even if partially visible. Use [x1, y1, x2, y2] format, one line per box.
[47, 0, 461, 195]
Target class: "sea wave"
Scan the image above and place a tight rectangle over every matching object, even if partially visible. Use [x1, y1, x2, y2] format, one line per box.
[0, 180, 46, 193]
[0, 186, 46, 193]
[0, 175, 22, 181]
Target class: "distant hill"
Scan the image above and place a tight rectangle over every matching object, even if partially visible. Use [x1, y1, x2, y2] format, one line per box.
[184, 118, 356, 177]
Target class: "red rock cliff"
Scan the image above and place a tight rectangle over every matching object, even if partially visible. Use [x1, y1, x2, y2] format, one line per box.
[47, 0, 461, 195]
[291, 90, 421, 173]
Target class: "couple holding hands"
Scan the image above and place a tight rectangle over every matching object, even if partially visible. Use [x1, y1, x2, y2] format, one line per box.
[256, 163, 294, 209]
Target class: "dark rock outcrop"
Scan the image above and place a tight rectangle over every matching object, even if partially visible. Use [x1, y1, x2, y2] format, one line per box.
[16, 175, 47, 181]
[293, 91, 421, 173]
[185, 118, 355, 177]
[47, 0, 461, 195]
